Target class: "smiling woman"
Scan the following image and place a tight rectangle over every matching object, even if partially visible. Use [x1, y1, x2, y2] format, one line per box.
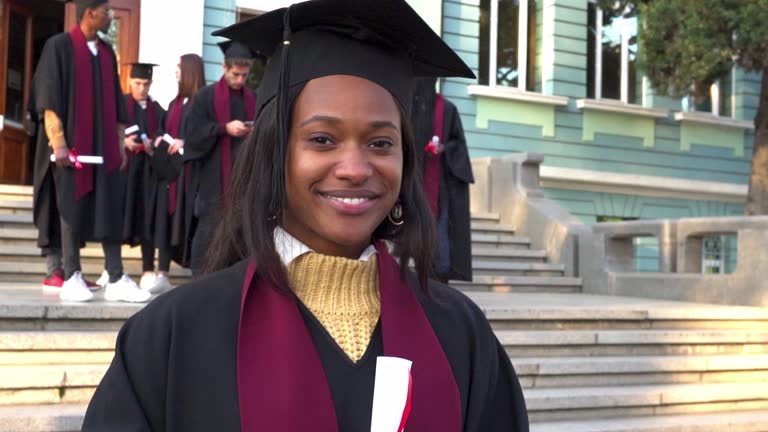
[81, 1, 529, 431]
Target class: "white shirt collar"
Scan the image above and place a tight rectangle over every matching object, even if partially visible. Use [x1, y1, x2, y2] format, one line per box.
[87, 40, 98, 56]
[273, 226, 377, 267]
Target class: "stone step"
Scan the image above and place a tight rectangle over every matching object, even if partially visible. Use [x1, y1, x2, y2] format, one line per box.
[0, 213, 33, 226]
[0, 199, 33, 214]
[499, 329, 768, 357]
[468, 292, 768, 331]
[470, 221, 516, 235]
[524, 382, 768, 422]
[453, 276, 581, 293]
[471, 233, 531, 249]
[0, 244, 146, 261]
[514, 354, 768, 388]
[0, 364, 106, 405]
[469, 212, 500, 222]
[530, 409, 768, 432]
[0, 184, 33, 201]
[0, 403, 84, 432]
[471, 247, 548, 263]
[472, 260, 565, 277]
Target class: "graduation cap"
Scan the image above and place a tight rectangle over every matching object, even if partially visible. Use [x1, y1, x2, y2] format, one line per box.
[218, 40, 256, 60]
[73, 0, 107, 10]
[129, 63, 158, 80]
[212, 0, 475, 116]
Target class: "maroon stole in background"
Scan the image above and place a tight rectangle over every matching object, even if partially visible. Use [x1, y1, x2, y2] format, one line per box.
[423, 94, 445, 218]
[68, 26, 120, 200]
[213, 78, 256, 197]
[237, 242, 462, 431]
[165, 95, 185, 215]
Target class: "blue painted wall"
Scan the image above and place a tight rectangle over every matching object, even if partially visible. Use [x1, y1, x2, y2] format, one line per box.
[442, 0, 757, 222]
[202, 0, 237, 83]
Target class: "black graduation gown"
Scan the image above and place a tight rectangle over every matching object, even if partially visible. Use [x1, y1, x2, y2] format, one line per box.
[82, 261, 529, 431]
[158, 97, 192, 264]
[122, 98, 166, 246]
[413, 95, 474, 282]
[31, 33, 128, 245]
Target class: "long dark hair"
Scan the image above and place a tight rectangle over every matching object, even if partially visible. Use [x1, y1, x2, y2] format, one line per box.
[204, 83, 436, 293]
[178, 54, 206, 99]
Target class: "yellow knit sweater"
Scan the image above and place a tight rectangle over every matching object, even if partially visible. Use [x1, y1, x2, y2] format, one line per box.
[287, 253, 381, 363]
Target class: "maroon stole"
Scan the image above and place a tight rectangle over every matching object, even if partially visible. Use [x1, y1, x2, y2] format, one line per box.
[125, 96, 159, 153]
[237, 242, 462, 431]
[68, 26, 120, 200]
[423, 94, 445, 218]
[213, 78, 256, 197]
[165, 95, 185, 215]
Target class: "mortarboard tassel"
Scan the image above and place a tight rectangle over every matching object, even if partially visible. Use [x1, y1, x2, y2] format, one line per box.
[270, 5, 293, 217]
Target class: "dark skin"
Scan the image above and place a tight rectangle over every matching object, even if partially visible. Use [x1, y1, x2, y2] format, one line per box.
[54, 2, 126, 169]
[282, 75, 403, 259]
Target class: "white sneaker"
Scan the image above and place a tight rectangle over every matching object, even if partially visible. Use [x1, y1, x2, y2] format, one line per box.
[60, 272, 95, 302]
[95, 270, 109, 288]
[139, 272, 157, 291]
[149, 274, 173, 294]
[105, 274, 152, 303]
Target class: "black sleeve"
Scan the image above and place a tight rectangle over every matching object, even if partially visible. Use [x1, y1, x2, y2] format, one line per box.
[82, 304, 170, 431]
[442, 100, 474, 184]
[31, 36, 64, 117]
[184, 88, 222, 161]
[111, 49, 128, 124]
[477, 341, 530, 432]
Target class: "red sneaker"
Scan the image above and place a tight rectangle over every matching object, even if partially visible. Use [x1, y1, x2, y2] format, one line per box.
[42, 268, 65, 292]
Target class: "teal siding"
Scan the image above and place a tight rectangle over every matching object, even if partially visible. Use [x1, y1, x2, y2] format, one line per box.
[202, 0, 236, 84]
[442, 0, 756, 216]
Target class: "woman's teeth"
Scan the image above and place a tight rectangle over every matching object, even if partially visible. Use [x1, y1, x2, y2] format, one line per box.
[327, 196, 370, 205]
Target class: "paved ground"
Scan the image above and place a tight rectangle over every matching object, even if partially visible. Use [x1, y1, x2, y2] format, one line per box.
[3, 282, 768, 320]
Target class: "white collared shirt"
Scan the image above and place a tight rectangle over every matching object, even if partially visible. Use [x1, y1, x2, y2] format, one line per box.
[87, 40, 98, 56]
[273, 226, 377, 267]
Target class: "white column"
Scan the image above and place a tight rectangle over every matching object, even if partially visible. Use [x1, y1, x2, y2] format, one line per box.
[489, 0, 499, 87]
[139, 0, 205, 107]
[595, 7, 602, 99]
[620, 19, 628, 103]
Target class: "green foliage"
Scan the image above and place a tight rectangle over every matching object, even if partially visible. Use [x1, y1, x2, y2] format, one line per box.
[600, 0, 768, 100]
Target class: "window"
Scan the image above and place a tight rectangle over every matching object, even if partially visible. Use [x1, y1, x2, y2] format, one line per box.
[587, 2, 639, 104]
[681, 69, 734, 117]
[479, 0, 538, 91]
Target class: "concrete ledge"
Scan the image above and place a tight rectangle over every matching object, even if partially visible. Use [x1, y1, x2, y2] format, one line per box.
[530, 409, 768, 432]
[0, 332, 117, 350]
[497, 330, 768, 346]
[0, 403, 84, 432]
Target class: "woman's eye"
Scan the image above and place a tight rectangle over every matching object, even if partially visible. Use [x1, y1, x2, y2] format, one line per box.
[309, 136, 333, 145]
[369, 139, 394, 149]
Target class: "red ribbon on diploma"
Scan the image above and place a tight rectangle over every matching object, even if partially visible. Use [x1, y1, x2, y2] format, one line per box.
[69, 148, 84, 170]
[396, 372, 413, 432]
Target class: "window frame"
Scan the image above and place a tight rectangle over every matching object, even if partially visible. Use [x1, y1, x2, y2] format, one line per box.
[486, 0, 533, 91]
[588, 0, 638, 104]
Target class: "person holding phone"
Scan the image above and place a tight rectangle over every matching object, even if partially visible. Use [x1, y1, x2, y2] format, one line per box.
[184, 41, 257, 276]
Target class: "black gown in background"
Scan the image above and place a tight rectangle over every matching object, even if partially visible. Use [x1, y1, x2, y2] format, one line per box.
[31, 33, 127, 247]
[82, 262, 529, 431]
[412, 83, 474, 282]
[183, 84, 251, 272]
[122, 98, 166, 246]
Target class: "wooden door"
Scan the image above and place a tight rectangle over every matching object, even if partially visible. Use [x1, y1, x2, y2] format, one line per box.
[0, 0, 33, 184]
[64, 0, 140, 93]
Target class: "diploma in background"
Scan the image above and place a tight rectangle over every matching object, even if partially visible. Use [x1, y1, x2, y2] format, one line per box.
[370, 356, 413, 432]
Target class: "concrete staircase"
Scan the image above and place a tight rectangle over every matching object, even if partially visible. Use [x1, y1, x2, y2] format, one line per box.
[2, 184, 768, 431]
[0, 185, 190, 286]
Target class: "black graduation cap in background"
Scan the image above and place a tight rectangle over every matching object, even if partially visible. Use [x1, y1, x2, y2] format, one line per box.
[150, 139, 183, 182]
[129, 63, 158, 80]
[218, 40, 256, 60]
[73, 0, 107, 10]
[213, 0, 475, 116]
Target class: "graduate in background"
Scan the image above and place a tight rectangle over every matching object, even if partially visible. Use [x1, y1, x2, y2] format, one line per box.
[184, 41, 256, 277]
[106, 62, 167, 293]
[411, 78, 474, 283]
[31, 0, 150, 303]
[82, 0, 528, 430]
[148, 53, 207, 291]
